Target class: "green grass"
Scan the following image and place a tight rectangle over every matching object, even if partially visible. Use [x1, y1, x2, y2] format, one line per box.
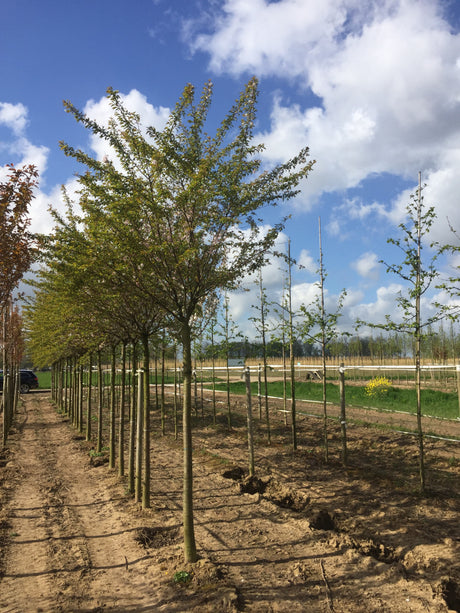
[211, 379, 459, 420]
[36, 370, 51, 388]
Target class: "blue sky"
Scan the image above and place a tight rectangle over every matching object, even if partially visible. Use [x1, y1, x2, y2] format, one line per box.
[2, 0, 460, 338]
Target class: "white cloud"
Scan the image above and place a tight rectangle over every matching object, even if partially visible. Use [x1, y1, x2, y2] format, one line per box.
[0, 101, 49, 181]
[189, 0, 353, 78]
[189, 0, 460, 216]
[345, 197, 389, 222]
[28, 178, 81, 236]
[0, 102, 28, 135]
[10, 139, 49, 176]
[298, 249, 316, 274]
[352, 283, 406, 327]
[352, 251, 380, 280]
[0, 102, 51, 225]
[281, 281, 321, 319]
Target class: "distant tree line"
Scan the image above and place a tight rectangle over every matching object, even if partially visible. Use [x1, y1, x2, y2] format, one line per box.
[199, 326, 460, 363]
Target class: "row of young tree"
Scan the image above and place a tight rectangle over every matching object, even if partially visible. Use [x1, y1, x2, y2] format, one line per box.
[3, 80, 460, 560]
[23, 79, 313, 563]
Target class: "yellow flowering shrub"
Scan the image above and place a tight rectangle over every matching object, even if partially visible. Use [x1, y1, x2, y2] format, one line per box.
[365, 376, 391, 398]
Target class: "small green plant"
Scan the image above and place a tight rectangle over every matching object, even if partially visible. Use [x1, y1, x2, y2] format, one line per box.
[365, 376, 391, 399]
[174, 570, 192, 584]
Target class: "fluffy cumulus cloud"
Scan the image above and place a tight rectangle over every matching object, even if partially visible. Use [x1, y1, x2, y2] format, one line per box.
[0, 102, 28, 135]
[353, 282, 405, 325]
[0, 100, 53, 233]
[188, 0, 460, 240]
[189, 0, 351, 78]
[0, 101, 49, 180]
[298, 249, 317, 274]
[27, 178, 82, 236]
[352, 251, 381, 280]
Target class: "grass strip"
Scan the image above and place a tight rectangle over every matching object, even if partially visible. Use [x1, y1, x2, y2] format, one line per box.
[211, 379, 459, 420]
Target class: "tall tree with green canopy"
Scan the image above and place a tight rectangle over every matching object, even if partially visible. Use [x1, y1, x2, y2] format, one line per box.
[60, 77, 314, 562]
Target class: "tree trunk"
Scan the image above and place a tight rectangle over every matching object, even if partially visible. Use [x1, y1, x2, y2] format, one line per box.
[119, 341, 127, 477]
[141, 333, 150, 509]
[288, 240, 297, 449]
[245, 367, 255, 476]
[339, 363, 347, 466]
[128, 343, 137, 495]
[181, 319, 197, 563]
[78, 364, 84, 434]
[86, 353, 93, 442]
[161, 338, 166, 435]
[174, 347, 178, 440]
[135, 367, 143, 504]
[109, 346, 117, 469]
[2, 304, 9, 447]
[97, 350, 103, 454]
[259, 272, 271, 444]
[211, 328, 216, 425]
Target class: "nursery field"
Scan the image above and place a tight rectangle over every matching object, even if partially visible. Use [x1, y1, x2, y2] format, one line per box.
[0, 390, 459, 612]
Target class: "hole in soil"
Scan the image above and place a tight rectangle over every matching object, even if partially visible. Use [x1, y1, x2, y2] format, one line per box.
[222, 466, 246, 481]
[265, 483, 310, 512]
[239, 475, 268, 495]
[310, 510, 337, 531]
[89, 455, 109, 467]
[353, 538, 396, 563]
[135, 526, 181, 549]
[437, 578, 460, 612]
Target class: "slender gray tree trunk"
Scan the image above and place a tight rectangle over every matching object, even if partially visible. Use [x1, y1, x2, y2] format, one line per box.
[109, 346, 117, 469]
[97, 350, 103, 454]
[86, 353, 93, 442]
[245, 367, 255, 476]
[128, 343, 137, 495]
[339, 363, 347, 466]
[288, 239, 297, 449]
[119, 341, 127, 477]
[181, 319, 197, 563]
[141, 334, 150, 509]
[135, 367, 143, 504]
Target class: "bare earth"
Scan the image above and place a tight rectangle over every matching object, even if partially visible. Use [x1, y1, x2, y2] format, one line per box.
[0, 390, 459, 612]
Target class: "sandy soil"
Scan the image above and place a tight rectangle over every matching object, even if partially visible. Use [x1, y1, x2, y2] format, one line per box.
[0, 390, 459, 612]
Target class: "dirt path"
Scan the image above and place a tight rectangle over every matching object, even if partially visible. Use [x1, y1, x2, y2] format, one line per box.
[0, 394, 160, 612]
[0, 391, 459, 612]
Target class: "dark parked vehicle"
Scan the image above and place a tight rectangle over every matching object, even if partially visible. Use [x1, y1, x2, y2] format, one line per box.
[0, 370, 39, 394]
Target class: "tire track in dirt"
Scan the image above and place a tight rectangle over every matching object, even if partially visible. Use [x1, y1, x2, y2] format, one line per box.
[0, 396, 67, 612]
[0, 395, 164, 612]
